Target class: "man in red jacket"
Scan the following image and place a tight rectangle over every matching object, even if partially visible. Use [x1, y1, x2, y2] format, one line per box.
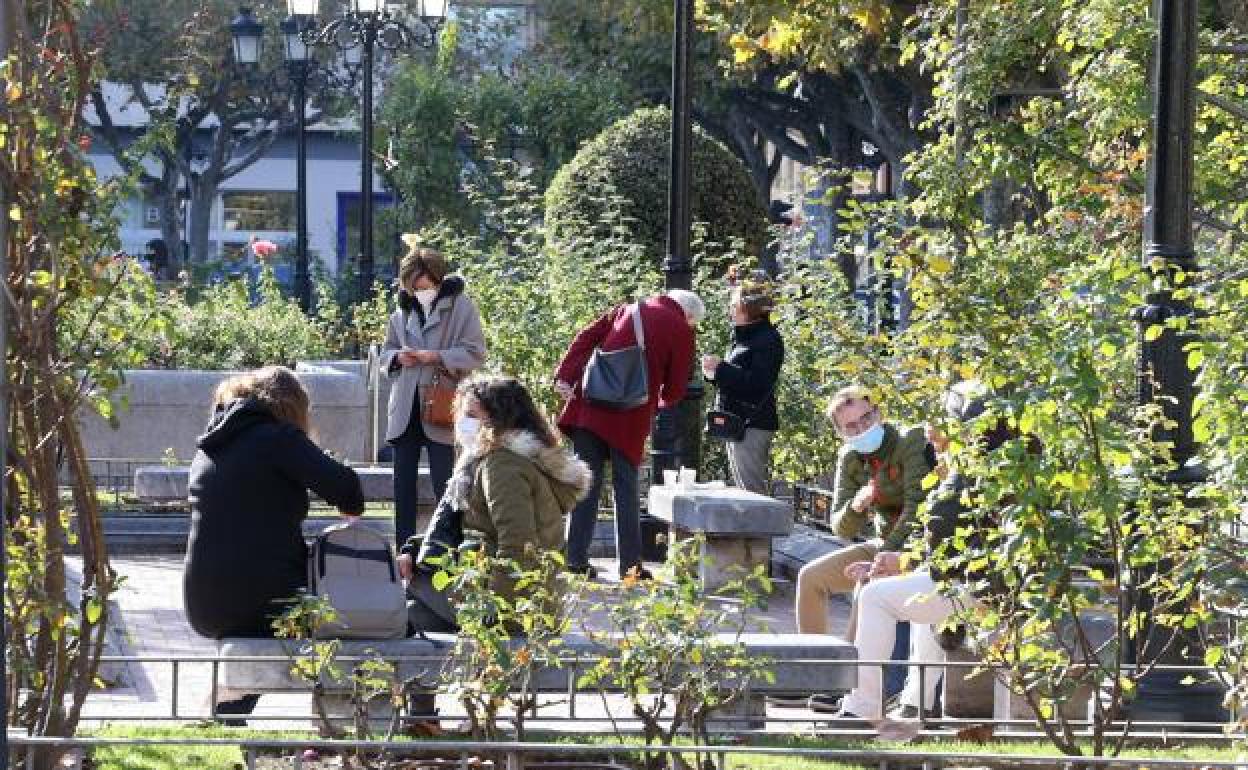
[554, 289, 703, 579]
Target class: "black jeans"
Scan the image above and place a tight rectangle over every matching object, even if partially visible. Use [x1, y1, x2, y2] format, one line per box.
[392, 417, 454, 548]
[564, 428, 641, 575]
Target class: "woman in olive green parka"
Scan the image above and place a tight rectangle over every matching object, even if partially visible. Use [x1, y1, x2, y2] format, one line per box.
[400, 376, 592, 628]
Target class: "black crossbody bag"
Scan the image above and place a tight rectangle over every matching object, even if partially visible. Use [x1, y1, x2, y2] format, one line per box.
[705, 377, 777, 443]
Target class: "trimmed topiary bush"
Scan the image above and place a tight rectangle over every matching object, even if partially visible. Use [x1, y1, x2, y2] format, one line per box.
[545, 106, 768, 265]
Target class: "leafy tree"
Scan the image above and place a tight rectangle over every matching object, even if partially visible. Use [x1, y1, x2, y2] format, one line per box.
[701, 0, 936, 185]
[707, 0, 1248, 754]
[378, 19, 634, 235]
[538, 0, 835, 202]
[545, 106, 769, 268]
[84, 0, 317, 266]
[2, 1, 148, 766]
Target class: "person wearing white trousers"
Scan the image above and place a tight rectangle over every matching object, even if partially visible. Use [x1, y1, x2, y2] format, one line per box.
[838, 569, 957, 719]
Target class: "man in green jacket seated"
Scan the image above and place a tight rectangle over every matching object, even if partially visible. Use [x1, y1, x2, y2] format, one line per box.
[793, 385, 933, 706]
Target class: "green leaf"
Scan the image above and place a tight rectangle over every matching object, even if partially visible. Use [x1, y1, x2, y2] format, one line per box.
[85, 599, 103, 624]
[431, 570, 451, 592]
[1204, 647, 1223, 667]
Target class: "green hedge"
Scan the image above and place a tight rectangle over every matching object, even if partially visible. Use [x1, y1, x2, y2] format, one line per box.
[545, 106, 768, 266]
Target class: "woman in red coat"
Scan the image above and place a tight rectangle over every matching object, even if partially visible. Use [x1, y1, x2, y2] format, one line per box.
[554, 289, 702, 578]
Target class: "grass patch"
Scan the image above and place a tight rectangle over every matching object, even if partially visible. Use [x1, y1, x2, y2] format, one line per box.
[78, 725, 1239, 770]
[87, 726, 245, 770]
[543, 731, 1238, 768]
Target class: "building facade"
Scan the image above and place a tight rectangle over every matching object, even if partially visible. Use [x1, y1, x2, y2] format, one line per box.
[85, 0, 539, 279]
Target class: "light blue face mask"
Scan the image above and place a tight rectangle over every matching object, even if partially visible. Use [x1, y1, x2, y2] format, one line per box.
[846, 423, 885, 455]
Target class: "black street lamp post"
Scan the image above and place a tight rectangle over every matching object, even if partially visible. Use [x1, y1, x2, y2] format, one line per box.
[230, 8, 315, 309]
[1129, 0, 1226, 723]
[287, 0, 447, 302]
[651, 0, 702, 478]
[232, 5, 415, 309]
[281, 15, 314, 311]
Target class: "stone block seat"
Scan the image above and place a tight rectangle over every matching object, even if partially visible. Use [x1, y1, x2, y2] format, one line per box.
[134, 464, 430, 503]
[648, 484, 793, 592]
[216, 631, 856, 727]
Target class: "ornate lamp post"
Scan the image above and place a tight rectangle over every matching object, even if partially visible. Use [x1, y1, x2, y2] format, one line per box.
[281, 15, 314, 310]
[287, 0, 448, 302]
[1129, 0, 1226, 724]
[230, 7, 337, 310]
[650, 0, 702, 478]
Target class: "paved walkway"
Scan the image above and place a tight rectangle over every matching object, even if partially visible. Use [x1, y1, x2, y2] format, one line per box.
[82, 554, 852, 729]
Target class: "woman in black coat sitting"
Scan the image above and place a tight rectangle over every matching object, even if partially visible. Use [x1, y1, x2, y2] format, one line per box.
[183, 366, 363, 720]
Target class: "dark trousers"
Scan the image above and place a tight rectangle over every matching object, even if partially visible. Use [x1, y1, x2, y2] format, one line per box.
[564, 428, 641, 574]
[407, 571, 459, 634]
[884, 622, 910, 699]
[392, 417, 454, 548]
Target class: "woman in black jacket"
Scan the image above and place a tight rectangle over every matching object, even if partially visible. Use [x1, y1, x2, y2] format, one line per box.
[702, 284, 784, 493]
[183, 366, 364, 640]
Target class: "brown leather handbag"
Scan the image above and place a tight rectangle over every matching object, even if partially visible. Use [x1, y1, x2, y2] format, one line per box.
[420, 296, 459, 428]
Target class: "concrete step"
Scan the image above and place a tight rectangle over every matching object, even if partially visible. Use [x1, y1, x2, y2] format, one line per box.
[98, 513, 635, 557]
[96, 513, 399, 555]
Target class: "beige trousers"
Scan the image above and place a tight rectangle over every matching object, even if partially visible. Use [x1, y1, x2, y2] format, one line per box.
[795, 541, 879, 638]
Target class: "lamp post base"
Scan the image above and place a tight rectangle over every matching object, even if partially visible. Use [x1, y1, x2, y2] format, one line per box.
[649, 379, 704, 478]
[1125, 669, 1227, 726]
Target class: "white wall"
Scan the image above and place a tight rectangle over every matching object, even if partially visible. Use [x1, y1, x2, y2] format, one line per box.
[87, 131, 381, 276]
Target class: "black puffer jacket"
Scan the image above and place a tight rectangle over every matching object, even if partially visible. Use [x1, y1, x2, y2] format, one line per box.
[183, 398, 364, 639]
[710, 319, 784, 431]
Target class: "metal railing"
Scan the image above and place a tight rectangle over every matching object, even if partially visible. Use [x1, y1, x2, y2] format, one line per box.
[85, 652, 1245, 741]
[73, 456, 171, 513]
[9, 734, 1247, 770]
[792, 483, 836, 531]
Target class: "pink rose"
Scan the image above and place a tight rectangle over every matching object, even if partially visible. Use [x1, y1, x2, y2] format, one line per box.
[252, 239, 278, 259]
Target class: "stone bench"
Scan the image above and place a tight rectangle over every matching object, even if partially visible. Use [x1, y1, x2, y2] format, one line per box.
[938, 603, 1118, 724]
[648, 484, 793, 592]
[217, 631, 856, 727]
[134, 464, 430, 503]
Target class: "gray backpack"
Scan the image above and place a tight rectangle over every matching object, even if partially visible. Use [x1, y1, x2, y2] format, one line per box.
[307, 522, 407, 639]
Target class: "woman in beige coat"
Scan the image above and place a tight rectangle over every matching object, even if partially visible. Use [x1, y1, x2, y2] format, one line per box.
[381, 244, 486, 547]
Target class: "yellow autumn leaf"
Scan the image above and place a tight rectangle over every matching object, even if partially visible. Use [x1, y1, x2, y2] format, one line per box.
[767, 20, 800, 54]
[8, 205, 19, 222]
[6, 82, 22, 103]
[928, 255, 953, 274]
[849, 3, 886, 37]
[728, 33, 756, 65]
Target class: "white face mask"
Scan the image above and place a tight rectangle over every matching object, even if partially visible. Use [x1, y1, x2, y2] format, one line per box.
[413, 288, 438, 308]
[455, 415, 481, 451]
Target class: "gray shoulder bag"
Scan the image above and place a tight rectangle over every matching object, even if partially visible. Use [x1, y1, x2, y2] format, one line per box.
[581, 303, 650, 410]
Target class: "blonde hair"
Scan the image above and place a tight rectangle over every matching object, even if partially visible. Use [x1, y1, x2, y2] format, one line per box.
[826, 385, 874, 429]
[398, 237, 450, 288]
[212, 366, 311, 434]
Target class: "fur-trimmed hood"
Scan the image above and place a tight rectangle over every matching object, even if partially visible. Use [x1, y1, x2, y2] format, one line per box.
[448, 430, 592, 513]
[496, 430, 593, 497]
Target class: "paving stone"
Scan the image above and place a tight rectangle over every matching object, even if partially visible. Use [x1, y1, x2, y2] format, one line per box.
[78, 553, 853, 729]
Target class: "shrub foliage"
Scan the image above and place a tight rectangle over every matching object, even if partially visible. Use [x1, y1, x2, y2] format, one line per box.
[545, 106, 769, 267]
